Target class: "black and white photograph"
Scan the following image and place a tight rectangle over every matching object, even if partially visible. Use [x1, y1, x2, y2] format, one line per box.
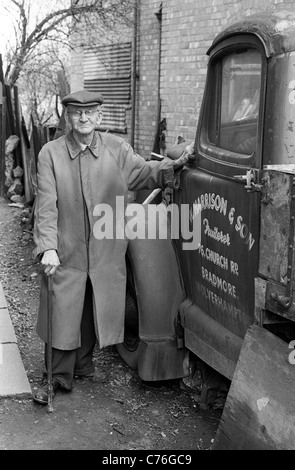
[0, 0, 295, 454]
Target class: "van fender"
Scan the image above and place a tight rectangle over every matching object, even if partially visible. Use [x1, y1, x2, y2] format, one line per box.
[116, 202, 190, 381]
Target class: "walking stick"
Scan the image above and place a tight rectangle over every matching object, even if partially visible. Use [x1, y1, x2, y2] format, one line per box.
[47, 274, 54, 413]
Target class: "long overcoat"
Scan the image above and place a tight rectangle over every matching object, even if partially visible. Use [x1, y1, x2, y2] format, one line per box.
[33, 130, 178, 350]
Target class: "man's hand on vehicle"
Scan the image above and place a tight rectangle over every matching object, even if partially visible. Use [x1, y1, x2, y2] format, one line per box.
[173, 141, 195, 170]
[41, 249, 60, 276]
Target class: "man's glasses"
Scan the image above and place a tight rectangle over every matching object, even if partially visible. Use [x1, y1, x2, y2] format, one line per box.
[69, 109, 99, 119]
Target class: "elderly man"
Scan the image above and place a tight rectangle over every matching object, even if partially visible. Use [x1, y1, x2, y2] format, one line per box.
[33, 89, 192, 405]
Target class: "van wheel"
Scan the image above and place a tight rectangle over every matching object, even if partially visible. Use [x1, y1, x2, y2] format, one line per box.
[116, 256, 139, 369]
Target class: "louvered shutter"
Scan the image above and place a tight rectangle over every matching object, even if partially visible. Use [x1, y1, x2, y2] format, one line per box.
[83, 43, 131, 133]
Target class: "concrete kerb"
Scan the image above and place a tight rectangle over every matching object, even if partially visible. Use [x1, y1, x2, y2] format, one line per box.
[0, 281, 32, 398]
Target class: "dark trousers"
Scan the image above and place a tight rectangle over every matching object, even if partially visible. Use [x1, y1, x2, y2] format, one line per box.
[44, 277, 96, 389]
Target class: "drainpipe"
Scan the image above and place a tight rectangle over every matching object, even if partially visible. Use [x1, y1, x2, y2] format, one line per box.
[130, 0, 139, 149]
[153, 3, 163, 154]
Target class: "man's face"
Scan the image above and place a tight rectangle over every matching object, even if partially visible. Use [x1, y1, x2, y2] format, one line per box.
[67, 105, 102, 137]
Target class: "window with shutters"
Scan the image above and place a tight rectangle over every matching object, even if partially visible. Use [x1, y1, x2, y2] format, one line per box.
[83, 42, 131, 134]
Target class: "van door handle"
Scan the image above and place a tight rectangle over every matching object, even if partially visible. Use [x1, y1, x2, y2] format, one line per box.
[233, 169, 263, 192]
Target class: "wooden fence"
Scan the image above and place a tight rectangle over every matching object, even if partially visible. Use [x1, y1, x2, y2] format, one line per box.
[0, 54, 54, 203]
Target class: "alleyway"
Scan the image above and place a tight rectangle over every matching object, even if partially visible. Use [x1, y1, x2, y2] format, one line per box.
[0, 199, 221, 451]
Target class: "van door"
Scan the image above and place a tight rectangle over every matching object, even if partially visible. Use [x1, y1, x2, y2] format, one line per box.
[176, 35, 267, 379]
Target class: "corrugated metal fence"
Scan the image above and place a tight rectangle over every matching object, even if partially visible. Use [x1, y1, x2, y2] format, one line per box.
[83, 42, 131, 133]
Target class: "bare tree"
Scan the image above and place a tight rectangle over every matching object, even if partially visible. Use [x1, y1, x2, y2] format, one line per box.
[2, 0, 135, 87]
[0, 0, 134, 127]
[19, 49, 70, 126]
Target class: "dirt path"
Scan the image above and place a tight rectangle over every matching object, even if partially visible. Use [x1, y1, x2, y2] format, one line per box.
[0, 199, 221, 451]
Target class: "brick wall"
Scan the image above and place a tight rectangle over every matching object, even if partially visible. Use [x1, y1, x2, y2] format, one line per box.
[70, 0, 293, 159]
[132, 1, 162, 156]
[136, 0, 289, 159]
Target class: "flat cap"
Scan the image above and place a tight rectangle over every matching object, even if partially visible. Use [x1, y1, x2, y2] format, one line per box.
[62, 90, 104, 107]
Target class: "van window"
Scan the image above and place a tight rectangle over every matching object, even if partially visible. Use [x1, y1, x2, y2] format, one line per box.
[208, 49, 262, 156]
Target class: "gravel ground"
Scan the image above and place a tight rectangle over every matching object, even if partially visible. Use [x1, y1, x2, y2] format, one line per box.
[0, 198, 222, 451]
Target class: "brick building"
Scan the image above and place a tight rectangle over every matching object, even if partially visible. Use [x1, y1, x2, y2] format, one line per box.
[70, 0, 294, 159]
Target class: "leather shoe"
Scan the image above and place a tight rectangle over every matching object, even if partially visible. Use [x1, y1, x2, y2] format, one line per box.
[33, 378, 62, 405]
